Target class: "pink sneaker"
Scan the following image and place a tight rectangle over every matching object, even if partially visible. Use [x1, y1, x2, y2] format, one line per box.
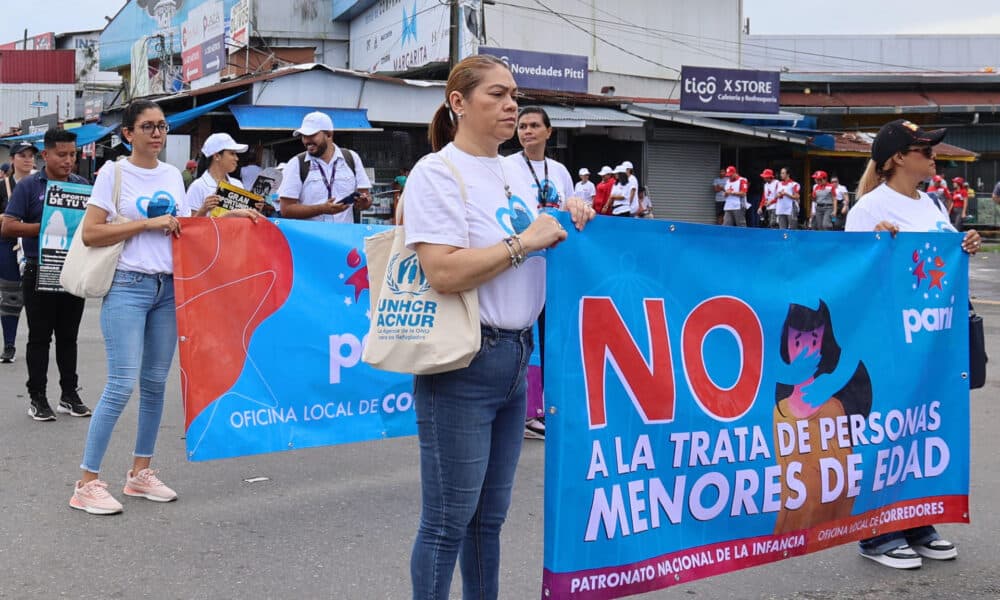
[69, 480, 123, 515]
[123, 468, 178, 502]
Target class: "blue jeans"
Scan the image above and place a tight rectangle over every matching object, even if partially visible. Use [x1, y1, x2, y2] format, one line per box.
[411, 325, 533, 600]
[80, 271, 177, 474]
[859, 526, 940, 555]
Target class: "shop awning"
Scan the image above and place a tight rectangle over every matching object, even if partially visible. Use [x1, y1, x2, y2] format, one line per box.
[228, 105, 378, 131]
[541, 106, 645, 129]
[167, 91, 246, 130]
[627, 105, 810, 145]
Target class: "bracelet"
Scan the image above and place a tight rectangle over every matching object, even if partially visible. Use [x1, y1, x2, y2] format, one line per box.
[510, 234, 526, 259]
[503, 236, 524, 269]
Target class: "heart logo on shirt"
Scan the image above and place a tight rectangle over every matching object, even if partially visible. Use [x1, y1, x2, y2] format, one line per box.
[495, 194, 534, 236]
[136, 190, 178, 219]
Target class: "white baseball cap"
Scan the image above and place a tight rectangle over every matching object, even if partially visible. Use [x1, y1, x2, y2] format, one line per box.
[294, 111, 334, 136]
[578, 167, 590, 176]
[201, 133, 248, 157]
[613, 164, 627, 174]
[622, 160, 634, 169]
[598, 165, 613, 176]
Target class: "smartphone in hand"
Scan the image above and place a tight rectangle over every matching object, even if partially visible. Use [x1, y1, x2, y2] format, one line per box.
[336, 191, 359, 205]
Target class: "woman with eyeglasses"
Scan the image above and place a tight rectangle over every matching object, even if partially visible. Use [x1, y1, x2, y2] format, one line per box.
[846, 119, 981, 569]
[69, 100, 258, 516]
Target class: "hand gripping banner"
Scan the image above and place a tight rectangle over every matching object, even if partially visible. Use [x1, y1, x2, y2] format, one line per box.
[542, 215, 970, 599]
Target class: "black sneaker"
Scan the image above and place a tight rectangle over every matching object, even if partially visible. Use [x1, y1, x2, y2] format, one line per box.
[57, 390, 92, 418]
[28, 394, 56, 421]
[0, 345, 14, 363]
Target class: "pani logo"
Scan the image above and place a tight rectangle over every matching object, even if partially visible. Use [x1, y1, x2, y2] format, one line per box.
[386, 252, 431, 296]
[901, 244, 954, 344]
[683, 75, 717, 103]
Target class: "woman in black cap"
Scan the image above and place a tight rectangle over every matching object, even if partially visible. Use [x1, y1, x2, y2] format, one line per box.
[846, 119, 981, 570]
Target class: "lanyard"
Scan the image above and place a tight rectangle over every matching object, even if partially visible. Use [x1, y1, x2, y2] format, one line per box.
[522, 152, 551, 207]
[314, 158, 337, 199]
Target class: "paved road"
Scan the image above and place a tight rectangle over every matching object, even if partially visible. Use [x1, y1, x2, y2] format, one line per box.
[0, 256, 997, 600]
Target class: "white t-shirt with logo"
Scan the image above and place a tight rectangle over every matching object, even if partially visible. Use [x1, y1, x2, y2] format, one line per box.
[763, 179, 780, 210]
[88, 159, 190, 275]
[723, 177, 748, 211]
[276, 146, 372, 224]
[776, 180, 800, 215]
[186, 170, 242, 214]
[574, 180, 596, 205]
[404, 143, 543, 331]
[502, 153, 574, 210]
[845, 184, 956, 233]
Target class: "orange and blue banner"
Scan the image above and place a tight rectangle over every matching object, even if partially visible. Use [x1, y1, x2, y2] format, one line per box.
[542, 214, 970, 599]
[173, 218, 415, 461]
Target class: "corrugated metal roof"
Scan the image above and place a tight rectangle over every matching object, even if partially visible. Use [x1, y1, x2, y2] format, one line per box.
[543, 106, 644, 129]
[0, 50, 75, 84]
[815, 131, 978, 161]
[783, 91, 1000, 113]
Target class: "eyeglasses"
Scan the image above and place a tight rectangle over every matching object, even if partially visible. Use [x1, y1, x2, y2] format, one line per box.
[134, 122, 170, 134]
[904, 146, 935, 159]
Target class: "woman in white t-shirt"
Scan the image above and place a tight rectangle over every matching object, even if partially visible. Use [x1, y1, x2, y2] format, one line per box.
[609, 164, 632, 216]
[503, 105, 575, 210]
[186, 132, 249, 216]
[403, 55, 594, 599]
[847, 119, 981, 570]
[69, 100, 259, 516]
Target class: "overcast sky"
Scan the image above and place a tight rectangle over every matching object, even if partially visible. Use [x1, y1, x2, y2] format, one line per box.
[1, 0, 998, 44]
[745, 0, 1000, 35]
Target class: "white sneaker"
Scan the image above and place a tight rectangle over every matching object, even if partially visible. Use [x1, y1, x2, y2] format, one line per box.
[859, 545, 922, 570]
[912, 539, 957, 561]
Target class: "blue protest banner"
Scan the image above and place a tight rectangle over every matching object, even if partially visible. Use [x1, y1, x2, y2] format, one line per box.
[542, 215, 969, 598]
[173, 218, 415, 461]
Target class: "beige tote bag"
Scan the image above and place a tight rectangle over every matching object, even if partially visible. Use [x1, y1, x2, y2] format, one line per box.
[362, 154, 481, 375]
[60, 158, 130, 298]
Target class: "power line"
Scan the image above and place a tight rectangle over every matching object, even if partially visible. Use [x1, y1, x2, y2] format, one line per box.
[525, 0, 681, 75]
[501, 0, 950, 74]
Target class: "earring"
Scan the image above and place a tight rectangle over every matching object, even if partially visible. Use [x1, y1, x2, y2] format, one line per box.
[457, 113, 465, 119]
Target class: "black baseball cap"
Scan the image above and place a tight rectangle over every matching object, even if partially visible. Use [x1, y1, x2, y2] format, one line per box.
[871, 119, 945, 167]
[9, 141, 38, 156]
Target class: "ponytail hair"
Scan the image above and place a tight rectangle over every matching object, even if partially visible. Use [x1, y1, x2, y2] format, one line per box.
[428, 54, 510, 152]
[195, 152, 212, 178]
[855, 157, 893, 200]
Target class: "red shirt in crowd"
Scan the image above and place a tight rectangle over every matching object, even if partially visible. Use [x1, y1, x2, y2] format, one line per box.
[594, 178, 615, 214]
[950, 187, 966, 208]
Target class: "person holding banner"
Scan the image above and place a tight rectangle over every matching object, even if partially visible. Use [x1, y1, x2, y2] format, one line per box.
[68, 100, 259, 516]
[1, 131, 91, 422]
[404, 54, 594, 599]
[847, 118, 982, 569]
[186, 133, 250, 216]
[0, 142, 36, 363]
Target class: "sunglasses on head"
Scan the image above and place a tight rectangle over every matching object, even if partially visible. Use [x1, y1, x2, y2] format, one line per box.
[903, 146, 935, 159]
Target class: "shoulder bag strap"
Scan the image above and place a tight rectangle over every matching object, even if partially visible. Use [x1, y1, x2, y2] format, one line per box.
[113, 158, 124, 215]
[396, 153, 469, 226]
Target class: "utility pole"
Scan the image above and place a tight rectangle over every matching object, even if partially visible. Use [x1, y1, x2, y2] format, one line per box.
[449, 0, 460, 71]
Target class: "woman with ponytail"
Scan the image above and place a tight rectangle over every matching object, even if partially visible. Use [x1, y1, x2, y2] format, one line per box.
[846, 119, 981, 569]
[403, 55, 595, 599]
[186, 133, 249, 216]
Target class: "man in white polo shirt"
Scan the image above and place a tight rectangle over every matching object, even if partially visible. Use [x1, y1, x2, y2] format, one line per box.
[278, 111, 372, 223]
[574, 168, 596, 206]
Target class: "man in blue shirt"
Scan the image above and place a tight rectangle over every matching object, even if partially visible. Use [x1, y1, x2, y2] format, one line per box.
[1, 129, 91, 421]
